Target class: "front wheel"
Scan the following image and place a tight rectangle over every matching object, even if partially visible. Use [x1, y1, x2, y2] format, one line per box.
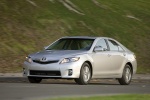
[74, 62, 91, 85]
[118, 64, 132, 85]
[28, 77, 42, 83]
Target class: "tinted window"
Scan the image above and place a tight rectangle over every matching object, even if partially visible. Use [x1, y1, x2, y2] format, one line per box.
[95, 39, 108, 50]
[107, 40, 118, 51]
[107, 40, 124, 51]
[48, 39, 67, 50]
[46, 38, 94, 50]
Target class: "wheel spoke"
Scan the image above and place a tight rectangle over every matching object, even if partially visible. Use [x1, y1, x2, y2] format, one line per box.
[125, 68, 131, 82]
[83, 66, 90, 82]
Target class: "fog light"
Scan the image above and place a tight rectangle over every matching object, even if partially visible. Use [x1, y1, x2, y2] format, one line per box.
[68, 69, 73, 76]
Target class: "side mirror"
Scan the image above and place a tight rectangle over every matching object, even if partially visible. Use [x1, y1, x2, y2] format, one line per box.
[94, 46, 104, 52]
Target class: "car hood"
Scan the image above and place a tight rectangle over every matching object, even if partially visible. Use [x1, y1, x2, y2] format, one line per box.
[29, 50, 87, 61]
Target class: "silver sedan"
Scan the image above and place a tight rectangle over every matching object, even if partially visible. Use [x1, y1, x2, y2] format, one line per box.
[23, 36, 137, 85]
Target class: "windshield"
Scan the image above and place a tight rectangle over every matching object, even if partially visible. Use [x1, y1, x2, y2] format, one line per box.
[46, 38, 94, 50]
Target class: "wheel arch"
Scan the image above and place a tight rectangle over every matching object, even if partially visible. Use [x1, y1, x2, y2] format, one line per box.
[84, 61, 93, 77]
[126, 62, 133, 74]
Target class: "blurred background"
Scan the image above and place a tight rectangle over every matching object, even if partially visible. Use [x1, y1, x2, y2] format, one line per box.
[0, 0, 150, 73]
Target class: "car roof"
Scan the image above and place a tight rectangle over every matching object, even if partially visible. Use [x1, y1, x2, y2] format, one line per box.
[61, 36, 112, 40]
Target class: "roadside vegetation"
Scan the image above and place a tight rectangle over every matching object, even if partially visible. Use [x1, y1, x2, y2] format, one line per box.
[0, 0, 150, 73]
[46, 94, 150, 100]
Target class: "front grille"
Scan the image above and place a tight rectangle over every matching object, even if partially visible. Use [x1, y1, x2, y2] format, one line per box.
[30, 70, 61, 76]
[33, 60, 59, 64]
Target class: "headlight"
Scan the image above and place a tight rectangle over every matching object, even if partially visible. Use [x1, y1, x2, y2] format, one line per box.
[25, 56, 32, 63]
[133, 54, 136, 59]
[60, 57, 80, 64]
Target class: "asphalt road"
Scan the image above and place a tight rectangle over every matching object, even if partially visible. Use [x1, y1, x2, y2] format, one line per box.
[0, 79, 150, 100]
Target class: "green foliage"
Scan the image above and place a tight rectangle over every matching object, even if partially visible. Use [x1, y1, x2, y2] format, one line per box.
[0, 0, 150, 73]
[47, 94, 150, 100]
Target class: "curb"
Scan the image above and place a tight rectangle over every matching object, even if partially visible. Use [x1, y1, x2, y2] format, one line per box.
[0, 73, 22, 77]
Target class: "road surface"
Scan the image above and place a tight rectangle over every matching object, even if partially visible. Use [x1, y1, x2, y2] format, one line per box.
[0, 78, 150, 100]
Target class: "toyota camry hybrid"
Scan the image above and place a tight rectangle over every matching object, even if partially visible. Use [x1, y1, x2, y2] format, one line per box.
[23, 36, 137, 85]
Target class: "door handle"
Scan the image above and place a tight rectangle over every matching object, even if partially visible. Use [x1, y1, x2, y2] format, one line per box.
[123, 53, 126, 56]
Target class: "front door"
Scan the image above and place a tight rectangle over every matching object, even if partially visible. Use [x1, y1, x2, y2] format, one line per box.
[92, 39, 112, 78]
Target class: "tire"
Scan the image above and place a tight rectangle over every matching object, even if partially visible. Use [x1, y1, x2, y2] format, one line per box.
[74, 62, 91, 85]
[28, 77, 42, 83]
[118, 64, 132, 85]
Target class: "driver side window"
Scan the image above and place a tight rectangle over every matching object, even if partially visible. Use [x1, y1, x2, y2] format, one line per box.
[95, 39, 108, 51]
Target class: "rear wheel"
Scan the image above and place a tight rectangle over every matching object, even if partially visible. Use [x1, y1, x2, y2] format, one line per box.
[118, 64, 132, 85]
[28, 77, 42, 83]
[74, 62, 91, 85]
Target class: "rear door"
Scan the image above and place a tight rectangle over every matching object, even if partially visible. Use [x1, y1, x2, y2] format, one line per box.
[106, 39, 126, 75]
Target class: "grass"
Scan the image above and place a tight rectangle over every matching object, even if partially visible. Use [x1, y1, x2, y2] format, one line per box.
[45, 94, 150, 100]
[0, 0, 150, 73]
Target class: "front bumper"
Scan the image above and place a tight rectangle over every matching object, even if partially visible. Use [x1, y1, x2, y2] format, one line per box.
[23, 60, 83, 78]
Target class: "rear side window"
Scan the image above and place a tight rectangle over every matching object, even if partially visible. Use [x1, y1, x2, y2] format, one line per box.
[107, 40, 124, 51]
